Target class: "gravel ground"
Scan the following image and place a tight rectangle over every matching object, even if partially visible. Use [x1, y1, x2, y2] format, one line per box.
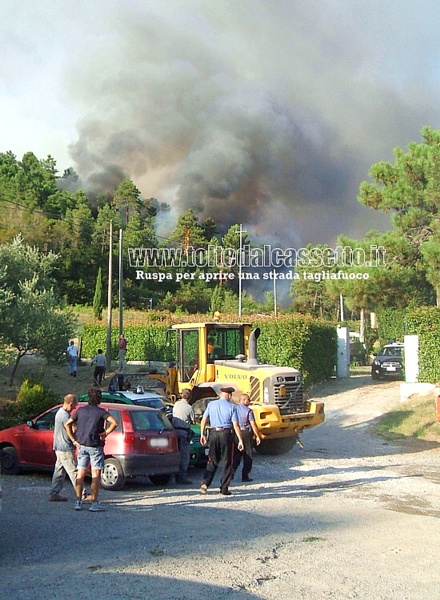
[1, 374, 440, 599]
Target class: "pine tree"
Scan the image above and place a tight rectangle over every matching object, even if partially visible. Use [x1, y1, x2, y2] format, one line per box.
[209, 284, 225, 315]
[93, 267, 103, 320]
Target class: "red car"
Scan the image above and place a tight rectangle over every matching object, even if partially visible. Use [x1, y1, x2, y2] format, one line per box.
[0, 402, 180, 490]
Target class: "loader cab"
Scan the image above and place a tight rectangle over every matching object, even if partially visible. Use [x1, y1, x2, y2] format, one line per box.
[206, 325, 246, 362]
[173, 322, 250, 386]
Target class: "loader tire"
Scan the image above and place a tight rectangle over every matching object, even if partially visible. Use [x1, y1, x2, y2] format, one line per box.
[256, 437, 296, 455]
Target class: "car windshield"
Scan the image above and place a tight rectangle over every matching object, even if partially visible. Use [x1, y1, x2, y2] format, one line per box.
[381, 346, 402, 357]
[134, 398, 166, 409]
[130, 410, 173, 431]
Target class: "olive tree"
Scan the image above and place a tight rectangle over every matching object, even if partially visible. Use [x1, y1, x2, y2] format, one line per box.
[0, 237, 77, 384]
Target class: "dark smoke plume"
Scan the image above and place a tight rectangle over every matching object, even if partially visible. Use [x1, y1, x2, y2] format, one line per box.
[67, 0, 440, 246]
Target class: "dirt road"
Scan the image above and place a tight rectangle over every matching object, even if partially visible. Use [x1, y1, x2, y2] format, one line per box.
[1, 374, 440, 599]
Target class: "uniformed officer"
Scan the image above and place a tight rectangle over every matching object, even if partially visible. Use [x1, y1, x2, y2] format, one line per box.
[199, 387, 244, 496]
[232, 393, 261, 482]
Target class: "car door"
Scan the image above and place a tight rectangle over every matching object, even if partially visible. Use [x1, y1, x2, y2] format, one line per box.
[19, 408, 58, 468]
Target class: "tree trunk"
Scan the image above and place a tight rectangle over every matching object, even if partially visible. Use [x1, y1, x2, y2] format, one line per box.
[360, 308, 366, 344]
[9, 351, 26, 386]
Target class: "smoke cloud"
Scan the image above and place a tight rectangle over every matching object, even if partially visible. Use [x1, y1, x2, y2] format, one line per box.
[67, 0, 440, 246]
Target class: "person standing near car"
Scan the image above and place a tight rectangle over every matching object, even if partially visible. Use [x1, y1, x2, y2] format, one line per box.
[91, 348, 107, 387]
[64, 387, 117, 512]
[232, 393, 261, 482]
[172, 388, 196, 485]
[199, 387, 244, 496]
[49, 393, 80, 502]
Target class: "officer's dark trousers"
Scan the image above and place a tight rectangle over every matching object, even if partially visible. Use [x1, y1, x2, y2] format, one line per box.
[232, 429, 253, 479]
[202, 429, 233, 491]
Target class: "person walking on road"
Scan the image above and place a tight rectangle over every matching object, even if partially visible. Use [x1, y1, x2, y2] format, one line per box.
[49, 394, 80, 502]
[91, 348, 107, 387]
[172, 388, 196, 485]
[64, 387, 117, 512]
[66, 340, 78, 377]
[232, 393, 261, 482]
[199, 387, 244, 496]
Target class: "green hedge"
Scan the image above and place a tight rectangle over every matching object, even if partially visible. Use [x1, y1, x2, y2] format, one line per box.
[376, 308, 407, 345]
[378, 307, 440, 383]
[81, 316, 337, 388]
[81, 324, 170, 362]
[406, 308, 440, 383]
[254, 317, 337, 387]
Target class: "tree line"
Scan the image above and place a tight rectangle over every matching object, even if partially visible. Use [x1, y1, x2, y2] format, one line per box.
[289, 125, 440, 324]
[0, 151, 256, 313]
[1, 125, 439, 323]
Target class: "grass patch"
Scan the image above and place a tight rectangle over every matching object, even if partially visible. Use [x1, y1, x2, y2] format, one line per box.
[302, 536, 326, 543]
[375, 396, 440, 442]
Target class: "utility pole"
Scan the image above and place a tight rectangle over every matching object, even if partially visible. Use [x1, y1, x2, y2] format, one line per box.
[106, 220, 113, 370]
[118, 228, 123, 336]
[273, 269, 278, 317]
[238, 224, 245, 318]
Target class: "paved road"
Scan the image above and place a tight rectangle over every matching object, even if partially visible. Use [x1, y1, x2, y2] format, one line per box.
[1, 375, 439, 599]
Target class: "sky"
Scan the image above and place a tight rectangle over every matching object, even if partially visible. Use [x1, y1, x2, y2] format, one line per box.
[1, 0, 440, 247]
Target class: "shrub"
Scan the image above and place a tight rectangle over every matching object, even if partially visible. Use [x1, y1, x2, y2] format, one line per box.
[0, 400, 21, 430]
[16, 378, 60, 421]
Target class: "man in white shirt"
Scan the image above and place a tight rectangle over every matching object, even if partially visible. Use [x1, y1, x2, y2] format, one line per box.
[66, 340, 79, 377]
[172, 388, 196, 484]
[91, 349, 107, 387]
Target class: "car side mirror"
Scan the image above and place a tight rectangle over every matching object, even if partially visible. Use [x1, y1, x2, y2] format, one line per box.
[26, 420, 35, 429]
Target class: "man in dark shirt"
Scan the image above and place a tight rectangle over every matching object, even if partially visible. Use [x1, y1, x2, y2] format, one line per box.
[65, 387, 117, 512]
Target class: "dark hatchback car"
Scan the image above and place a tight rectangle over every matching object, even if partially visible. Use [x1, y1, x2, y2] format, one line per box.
[371, 342, 405, 380]
[0, 402, 180, 490]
